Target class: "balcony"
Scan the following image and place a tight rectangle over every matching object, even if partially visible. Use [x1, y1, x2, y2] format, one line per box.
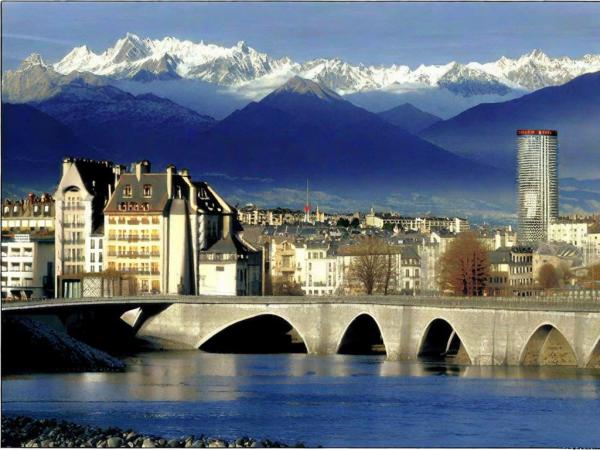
[63, 239, 85, 245]
[108, 235, 159, 242]
[62, 205, 85, 211]
[119, 269, 160, 275]
[62, 222, 84, 229]
[107, 251, 160, 258]
[63, 256, 85, 262]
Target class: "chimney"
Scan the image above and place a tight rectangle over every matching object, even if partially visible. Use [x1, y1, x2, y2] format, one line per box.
[223, 214, 231, 239]
[190, 183, 197, 210]
[166, 164, 176, 198]
[62, 157, 73, 177]
[113, 165, 124, 186]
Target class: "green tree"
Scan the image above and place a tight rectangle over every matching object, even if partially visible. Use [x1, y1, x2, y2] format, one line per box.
[336, 218, 350, 227]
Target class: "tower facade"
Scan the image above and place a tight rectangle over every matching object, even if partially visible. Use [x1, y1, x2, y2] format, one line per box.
[517, 129, 558, 243]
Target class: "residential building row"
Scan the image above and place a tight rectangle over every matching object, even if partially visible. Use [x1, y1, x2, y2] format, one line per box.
[1, 193, 56, 299]
[265, 237, 422, 296]
[364, 209, 469, 234]
[2, 158, 262, 299]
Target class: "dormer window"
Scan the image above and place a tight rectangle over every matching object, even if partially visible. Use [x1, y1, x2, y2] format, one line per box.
[124, 185, 132, 198]
[44, 205, 49, 212]
[34, 205, 39, 213]
[13, 206, 18, 212]
[143, 184, 152, 197]
[119, 202, 126, 211]
[3, 207, 8, 214]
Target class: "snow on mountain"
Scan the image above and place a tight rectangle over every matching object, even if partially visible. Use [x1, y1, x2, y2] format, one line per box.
[43, 33, 600, 98]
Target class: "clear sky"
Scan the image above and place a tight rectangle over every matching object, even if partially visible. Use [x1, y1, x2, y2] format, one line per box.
[2, 2, 600, 70]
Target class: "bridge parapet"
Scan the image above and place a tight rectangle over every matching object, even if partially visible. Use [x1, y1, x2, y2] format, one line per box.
[3, 292, 600, 313]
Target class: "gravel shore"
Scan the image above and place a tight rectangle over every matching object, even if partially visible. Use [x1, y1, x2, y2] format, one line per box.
[2, 317, 125, 374]
[1, 416, 306, 448]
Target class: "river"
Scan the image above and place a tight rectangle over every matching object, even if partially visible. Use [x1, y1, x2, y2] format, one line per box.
[2, 351, 600, 447]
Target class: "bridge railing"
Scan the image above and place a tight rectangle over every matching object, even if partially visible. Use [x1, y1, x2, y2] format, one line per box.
[3, 290, 600, 312]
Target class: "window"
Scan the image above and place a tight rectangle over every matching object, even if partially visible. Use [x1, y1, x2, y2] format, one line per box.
[90, 240, 95, 250]
[124, 185, 132, 197]
[143, 184, 152, 197]
[216, 266, 224, 272]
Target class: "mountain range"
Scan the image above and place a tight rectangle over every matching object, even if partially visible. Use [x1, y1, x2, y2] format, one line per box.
[3, 38, 599, 217]
[5, 33, 600, 119]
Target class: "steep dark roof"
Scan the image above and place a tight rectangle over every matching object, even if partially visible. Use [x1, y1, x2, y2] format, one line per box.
[205, 233, 255, 255]
[490, 247, 511, 265]
[104, 173, 189, 214]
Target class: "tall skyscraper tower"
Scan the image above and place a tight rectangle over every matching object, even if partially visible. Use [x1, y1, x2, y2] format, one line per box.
[517, 129, 558, 243]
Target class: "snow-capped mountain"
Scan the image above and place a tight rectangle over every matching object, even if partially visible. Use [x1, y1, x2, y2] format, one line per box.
[48, 33, 600, 98]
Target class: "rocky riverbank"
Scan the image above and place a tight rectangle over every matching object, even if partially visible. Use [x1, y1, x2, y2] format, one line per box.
[2, 316, 125, 374]
[1, 416, 306, 448]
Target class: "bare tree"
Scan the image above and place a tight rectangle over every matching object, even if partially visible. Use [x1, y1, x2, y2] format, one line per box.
[381, 247, 399, 295]
[347, 236, 397, 295]
[537, 263, 560, 289]
[581, 263, 600, 289]
[438, 231, 490, 296]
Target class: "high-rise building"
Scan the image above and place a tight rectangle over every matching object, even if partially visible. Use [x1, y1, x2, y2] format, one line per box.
[517, 129, 558, 243]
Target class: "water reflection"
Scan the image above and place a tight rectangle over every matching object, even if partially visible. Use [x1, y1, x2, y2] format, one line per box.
[3, 352, 600, 447]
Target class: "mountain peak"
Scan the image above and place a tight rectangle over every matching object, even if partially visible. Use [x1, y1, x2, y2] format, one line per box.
[274, 76, 343, 102]
[236, 40, 249, 53]
[19, 53, 48, 70]
[525, 48, 549, 61]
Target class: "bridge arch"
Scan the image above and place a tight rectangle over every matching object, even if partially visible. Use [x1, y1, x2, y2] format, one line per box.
[417, 318, 473, 365]
[336, 312, 387, 356]
[585, 335, 600, 369]
[520, 323, 578, 366]
[197, 313, 309, 354]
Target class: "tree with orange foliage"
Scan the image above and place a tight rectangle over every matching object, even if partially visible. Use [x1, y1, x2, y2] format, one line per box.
[438, 232, 490, 296]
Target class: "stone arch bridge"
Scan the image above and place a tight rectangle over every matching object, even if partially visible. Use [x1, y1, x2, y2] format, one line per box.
[3, 295, 600, 368]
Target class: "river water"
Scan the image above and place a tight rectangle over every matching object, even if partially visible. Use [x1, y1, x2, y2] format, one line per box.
[3, 351, 600, 447]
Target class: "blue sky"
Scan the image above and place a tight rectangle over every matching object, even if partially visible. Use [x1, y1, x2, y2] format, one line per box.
[3, 2, 600, 69]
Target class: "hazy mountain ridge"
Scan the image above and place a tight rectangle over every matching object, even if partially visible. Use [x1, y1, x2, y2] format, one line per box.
[420, 71, 600, 178]
[378, 103, 442, 133]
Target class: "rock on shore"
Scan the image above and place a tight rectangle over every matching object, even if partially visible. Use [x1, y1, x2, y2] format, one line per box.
[1, 416, 305, 448]
[1, 316, 125, 374]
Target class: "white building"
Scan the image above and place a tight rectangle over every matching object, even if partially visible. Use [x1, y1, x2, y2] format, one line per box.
[548, 219, 592, 248]
[1, 234, 55, 300]
[54, 158, 121, 297]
